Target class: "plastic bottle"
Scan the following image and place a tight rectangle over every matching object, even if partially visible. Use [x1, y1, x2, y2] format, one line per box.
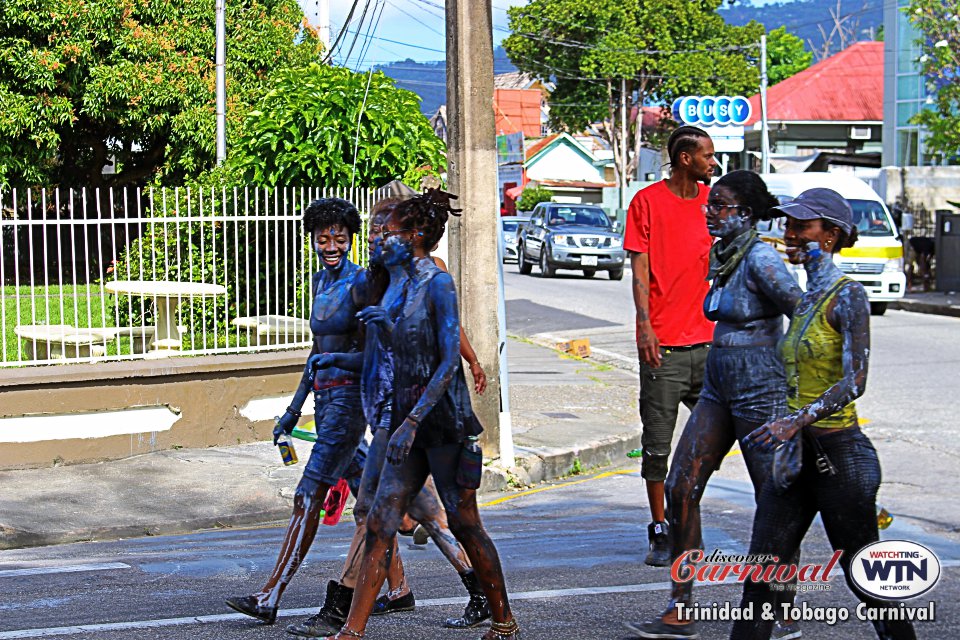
[877, 505, 893, 530]
[626, 448, 643, 459]
[276, 432, 298, 466]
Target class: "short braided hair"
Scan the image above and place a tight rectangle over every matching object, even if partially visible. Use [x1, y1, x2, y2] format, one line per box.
[667, 125, 711, 168]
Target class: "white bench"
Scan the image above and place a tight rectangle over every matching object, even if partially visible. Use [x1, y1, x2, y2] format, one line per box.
[231, 315, 311, 346]
[14, 325, 111, 360]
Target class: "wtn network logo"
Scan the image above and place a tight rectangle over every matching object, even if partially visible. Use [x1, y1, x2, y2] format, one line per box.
[851, 541, 941, 600]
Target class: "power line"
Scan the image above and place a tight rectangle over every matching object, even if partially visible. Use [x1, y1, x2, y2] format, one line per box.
[323, 0, 363, 63]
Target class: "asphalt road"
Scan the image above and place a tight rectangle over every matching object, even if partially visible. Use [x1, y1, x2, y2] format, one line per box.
[504, 261, 960, 546]
[1, 468, 956, 640]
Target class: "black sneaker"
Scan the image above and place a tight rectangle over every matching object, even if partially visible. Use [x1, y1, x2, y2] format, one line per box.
[625, 618, 699, 639]
[644, 521, 671, 567]
[772, 620, 802, 640]
[225, 595, 278, 624]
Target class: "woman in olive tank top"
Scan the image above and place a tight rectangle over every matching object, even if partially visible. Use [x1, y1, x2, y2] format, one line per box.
[733, 189, 915, 640]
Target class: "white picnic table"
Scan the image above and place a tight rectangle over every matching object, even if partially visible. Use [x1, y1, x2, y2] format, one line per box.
[103, 280, 227, 354]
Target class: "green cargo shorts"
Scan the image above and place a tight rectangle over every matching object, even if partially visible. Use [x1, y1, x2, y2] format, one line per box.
[638, 343, 709, 482]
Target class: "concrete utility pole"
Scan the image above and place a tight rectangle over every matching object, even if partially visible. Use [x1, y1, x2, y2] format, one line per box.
[620, 78, 628, 212]
[446, 0, 502, 457]
[318, 0, 331, 50]
[215, 0, 226, 165]
[760, 34, 770, 174]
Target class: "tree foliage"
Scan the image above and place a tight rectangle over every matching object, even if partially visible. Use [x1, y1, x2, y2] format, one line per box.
[908, 0, 960, 159]
[502, 0, 764, 180]
[766, 26, 813, 85]
[0, 0, 321, 189]
[230, 64, 445, 188]
[516, 184, 554, 212]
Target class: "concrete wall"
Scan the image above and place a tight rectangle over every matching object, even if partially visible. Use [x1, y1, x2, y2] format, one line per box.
[0, 351, 308, 470]
[877, 166, 960, 213]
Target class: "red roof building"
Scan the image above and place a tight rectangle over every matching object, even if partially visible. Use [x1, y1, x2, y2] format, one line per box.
[494, 88, 543, 138]
[743, 41, 884, 170]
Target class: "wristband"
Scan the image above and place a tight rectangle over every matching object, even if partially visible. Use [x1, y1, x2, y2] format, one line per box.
[286, 406, 302, 418]
[406, 415, 420, 426]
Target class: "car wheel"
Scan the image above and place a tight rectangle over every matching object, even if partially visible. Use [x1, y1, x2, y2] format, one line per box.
[583, 269, 596, 278]
[870, 302, 888, 316]
[518, 245, 532, 274]
[539, 248, 554, 278]
[608, 267, 624, 281]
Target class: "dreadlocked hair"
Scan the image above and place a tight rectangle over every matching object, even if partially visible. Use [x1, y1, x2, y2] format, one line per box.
[667, 125, 711, 168]
[393, 188, 462, 251]
[303, 197, 361, 237]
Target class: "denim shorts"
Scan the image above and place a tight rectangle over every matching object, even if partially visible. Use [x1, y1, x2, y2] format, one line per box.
[699, 345, 786, 424]
[303, 384, 367, 486]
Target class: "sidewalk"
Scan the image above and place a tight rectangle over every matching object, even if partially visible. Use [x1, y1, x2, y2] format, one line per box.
[889, 290, 960, 318]
[0, 339, 641, 550]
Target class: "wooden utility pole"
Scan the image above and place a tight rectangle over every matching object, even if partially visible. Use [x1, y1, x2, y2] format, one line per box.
[446, 0, 501, 456]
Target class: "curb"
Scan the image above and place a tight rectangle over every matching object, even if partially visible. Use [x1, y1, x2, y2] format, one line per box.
[505, 430, 640, 487]
[889, 298, 960, 318]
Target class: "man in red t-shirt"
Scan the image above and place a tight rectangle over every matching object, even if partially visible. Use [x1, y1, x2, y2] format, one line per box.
[624, 125, 716, 568]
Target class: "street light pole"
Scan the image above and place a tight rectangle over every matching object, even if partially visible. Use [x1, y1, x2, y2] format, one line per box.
[760, 34, 770, 174]
[215, 0, 226, 165]
[620, 78, 628, 212]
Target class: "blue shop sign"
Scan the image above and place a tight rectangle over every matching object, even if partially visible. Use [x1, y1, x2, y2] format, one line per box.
[672, 96, 752, 127]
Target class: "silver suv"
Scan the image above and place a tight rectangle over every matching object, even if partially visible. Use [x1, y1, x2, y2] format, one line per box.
[517, 203, 625, 280]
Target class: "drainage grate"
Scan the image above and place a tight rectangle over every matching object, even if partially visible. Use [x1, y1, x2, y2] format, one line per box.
[541, 412, 580, 420]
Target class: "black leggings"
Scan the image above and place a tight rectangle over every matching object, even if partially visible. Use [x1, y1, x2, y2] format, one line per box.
[666, 399, 798, 607]
[731, 428, 916, 640]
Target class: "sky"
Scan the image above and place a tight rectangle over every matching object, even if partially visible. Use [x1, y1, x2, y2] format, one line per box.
[324, 0, 791, 68]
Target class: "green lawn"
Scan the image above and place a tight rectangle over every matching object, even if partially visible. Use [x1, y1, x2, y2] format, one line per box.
[0, 284, 249, 364]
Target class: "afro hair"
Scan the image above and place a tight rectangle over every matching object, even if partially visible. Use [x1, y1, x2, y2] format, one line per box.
[303, 197, 361, 237]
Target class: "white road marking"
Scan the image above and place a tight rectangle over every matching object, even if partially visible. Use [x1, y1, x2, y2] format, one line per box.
[0, 580, 722, 638]
[3, 563, 957, 638]
[0, 563, 130, 579]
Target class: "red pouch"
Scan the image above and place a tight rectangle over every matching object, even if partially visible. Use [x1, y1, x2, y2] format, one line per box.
[321, 478, 351, 526]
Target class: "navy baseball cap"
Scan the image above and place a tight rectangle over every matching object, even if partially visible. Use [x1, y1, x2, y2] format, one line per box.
[772, 188, 854, 235]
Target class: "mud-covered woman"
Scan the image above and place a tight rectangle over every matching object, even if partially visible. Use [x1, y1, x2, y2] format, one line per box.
[628, 170, 803, 640]
[324, 190, 520, 640]
[226, 197, 368, 624]
[285, 198, 490, 637]
[733, 188, 916, 640]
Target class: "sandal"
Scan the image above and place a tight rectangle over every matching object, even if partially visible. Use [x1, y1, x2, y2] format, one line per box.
[480, 619, 521, 640]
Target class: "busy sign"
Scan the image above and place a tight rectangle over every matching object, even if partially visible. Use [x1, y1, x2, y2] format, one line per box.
[671, 95, 752, 127]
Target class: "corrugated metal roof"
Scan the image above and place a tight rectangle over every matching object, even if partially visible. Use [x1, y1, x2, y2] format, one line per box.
[746, 41, 883, 125]
[494, 88, 543, 138]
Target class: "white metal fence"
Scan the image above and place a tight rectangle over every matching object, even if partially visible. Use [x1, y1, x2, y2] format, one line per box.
[0, 186, 383, 366]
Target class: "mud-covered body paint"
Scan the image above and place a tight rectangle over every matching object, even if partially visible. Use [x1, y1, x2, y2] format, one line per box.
[333, 218, 516, 640]
[249, 248, 366, 610]
[662, 222, 802, 611]
[746, 242, 871, 448]
[733, 244, 915, 640]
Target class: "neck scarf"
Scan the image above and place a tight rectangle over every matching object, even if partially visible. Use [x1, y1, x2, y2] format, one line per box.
[708, 228, 758, 283]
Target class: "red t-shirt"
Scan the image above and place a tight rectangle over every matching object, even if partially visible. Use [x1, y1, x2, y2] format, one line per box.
[624, 180, 714, 347]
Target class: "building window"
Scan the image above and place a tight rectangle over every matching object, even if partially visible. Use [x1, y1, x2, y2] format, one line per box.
[897, 130, 919, 166]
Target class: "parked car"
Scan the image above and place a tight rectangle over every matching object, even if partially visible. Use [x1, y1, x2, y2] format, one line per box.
[757, 173, 905, 316]
[516, 203, 625, 279]
[500, 216, 530, 263]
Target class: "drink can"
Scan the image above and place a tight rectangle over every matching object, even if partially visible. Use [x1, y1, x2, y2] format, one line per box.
[277, 434, 298, 466]
[877, 506, 893, 530]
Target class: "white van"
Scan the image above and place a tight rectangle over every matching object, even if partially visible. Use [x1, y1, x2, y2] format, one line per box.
[757, 173, 906, 316]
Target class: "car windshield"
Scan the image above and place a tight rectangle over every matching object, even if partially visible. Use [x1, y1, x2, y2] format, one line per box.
[757, 195, 895, 239]
[501, 220, 519, 233]
[850, 199, 895, 237]
[545, 207, 610, 228]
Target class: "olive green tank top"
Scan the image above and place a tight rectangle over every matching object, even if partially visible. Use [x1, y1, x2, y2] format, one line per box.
[781, 277, 859, 429]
